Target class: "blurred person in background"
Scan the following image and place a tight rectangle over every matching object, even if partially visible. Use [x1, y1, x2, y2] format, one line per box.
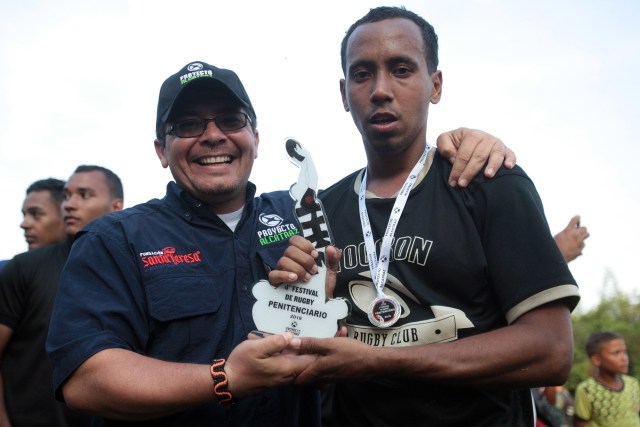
[0, 165, 123, 427]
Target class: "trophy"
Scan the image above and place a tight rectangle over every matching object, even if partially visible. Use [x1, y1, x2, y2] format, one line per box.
[252, 138, 350, 338]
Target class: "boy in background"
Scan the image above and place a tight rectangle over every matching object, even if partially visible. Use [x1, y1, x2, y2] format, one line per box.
[574, 331, 640, 426]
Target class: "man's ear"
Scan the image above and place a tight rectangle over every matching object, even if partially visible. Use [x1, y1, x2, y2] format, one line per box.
[340, 79, 350, 111]
[154, 139, 169, 168]
[430, 70, 443, 104]
[111, 198, 124, 212]
[254, 130, 260, 159]
[590, 354, 602, 367]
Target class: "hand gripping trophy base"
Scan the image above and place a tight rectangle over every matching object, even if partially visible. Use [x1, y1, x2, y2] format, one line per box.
[252, 262, 349, 338]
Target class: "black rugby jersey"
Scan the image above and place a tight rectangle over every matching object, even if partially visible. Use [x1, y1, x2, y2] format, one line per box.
[319, 150, 579, 427]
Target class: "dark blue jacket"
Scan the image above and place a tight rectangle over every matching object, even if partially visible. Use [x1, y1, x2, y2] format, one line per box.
[47, 182, 319, 427]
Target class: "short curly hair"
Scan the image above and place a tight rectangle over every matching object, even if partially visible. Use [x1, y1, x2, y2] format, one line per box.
[340, 6, 439, 75]
[584, 331, 623, 357]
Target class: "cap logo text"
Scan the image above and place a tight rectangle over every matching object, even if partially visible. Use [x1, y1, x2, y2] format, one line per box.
[180, 69, 213, 86]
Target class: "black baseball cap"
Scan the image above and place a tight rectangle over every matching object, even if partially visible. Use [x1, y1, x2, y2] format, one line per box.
[155, 61, 255, 137]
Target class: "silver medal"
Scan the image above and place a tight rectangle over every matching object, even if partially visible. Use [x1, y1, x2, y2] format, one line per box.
[367, 295, 401, 328]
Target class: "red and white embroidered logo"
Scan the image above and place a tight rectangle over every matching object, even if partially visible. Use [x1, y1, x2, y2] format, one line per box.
[139, 246, 202, 268]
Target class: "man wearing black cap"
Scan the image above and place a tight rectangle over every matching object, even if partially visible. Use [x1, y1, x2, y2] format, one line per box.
[47, 61, 321, 427]
[46, 61, 513, 426]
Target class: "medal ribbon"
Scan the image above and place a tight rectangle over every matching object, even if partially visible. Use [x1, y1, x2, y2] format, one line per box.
[358, 145, 431, 299]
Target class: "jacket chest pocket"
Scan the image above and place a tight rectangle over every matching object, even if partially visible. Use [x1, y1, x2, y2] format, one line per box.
[144, 275, 229, 359]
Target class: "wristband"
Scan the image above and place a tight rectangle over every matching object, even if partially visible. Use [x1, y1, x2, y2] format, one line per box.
[210, 358, 234, 408]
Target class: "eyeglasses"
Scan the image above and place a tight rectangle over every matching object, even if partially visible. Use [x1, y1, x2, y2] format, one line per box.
[165, 112, 252, 138]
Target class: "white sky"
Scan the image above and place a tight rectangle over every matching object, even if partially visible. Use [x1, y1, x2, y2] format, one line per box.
[1, 0, 638, 311]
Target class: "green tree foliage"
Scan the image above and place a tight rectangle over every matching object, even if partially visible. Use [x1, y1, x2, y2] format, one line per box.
[568, 268, 640, 393]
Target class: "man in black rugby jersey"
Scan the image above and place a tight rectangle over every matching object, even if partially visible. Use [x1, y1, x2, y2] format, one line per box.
[271, 6, 579, 427]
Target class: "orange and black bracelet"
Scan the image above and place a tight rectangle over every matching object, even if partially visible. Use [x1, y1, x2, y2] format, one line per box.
[210, 358, 235, 408]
